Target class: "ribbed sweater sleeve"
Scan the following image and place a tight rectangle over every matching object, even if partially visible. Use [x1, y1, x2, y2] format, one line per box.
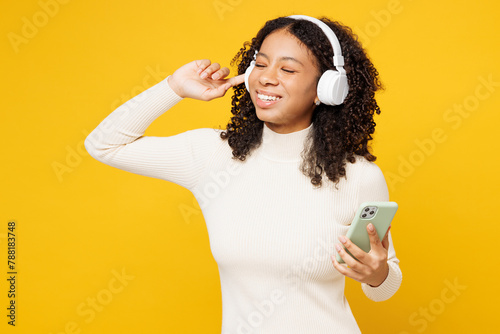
[357, 160, 403, 302]
[84, 76, 219, 191]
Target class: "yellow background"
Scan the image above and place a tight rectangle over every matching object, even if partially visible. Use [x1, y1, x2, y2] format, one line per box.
[1, 0, 498, 333]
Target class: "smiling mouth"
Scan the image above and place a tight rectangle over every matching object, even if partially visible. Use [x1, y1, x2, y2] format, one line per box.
[257, 93, 282, 102]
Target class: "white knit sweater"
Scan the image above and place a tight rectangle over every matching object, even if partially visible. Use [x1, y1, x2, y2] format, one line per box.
[85, 76, 402, 333]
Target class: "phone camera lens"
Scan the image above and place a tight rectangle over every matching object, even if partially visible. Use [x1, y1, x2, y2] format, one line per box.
[364, 208, 370, 212]
[362, 213, 367, 218]
[370, 211, 374, 215]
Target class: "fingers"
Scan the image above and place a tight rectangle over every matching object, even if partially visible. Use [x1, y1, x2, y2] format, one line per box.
[366, 224, 389, 263]
[200, 81, 233, 101]
[337, 235, 367, 263]
[195, 60, 245, 84]
[381, 226, 391, 249]
[331, 255, 352, 277]
[228, 73, 245, 86]
[190, 59, 246, 101]
[331, 251, 364, 283]
[194, 60, 245, 88]
[335, 242, 361, 268]
[332, 225, 391, 285]
[199, 63, 221, 79]
[367, 223, 382, 251]
[196, 60, 228, 80]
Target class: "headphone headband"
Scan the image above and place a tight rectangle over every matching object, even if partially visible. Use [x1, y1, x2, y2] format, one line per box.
[286, 15, 345, 68]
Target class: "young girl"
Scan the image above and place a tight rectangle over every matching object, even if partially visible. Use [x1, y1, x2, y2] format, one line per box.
[85, 14, 402, 334]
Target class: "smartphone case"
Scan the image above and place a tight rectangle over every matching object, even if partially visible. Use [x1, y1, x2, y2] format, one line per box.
[335, 201, 398, 264]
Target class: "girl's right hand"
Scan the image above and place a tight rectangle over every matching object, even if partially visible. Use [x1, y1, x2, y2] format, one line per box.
[167, 59, 245, 101]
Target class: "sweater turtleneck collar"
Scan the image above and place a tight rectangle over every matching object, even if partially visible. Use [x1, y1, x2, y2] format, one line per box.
[259, 121, 314, 162]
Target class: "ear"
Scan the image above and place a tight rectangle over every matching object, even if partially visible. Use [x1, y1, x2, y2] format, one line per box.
[314, 97, 321, 106]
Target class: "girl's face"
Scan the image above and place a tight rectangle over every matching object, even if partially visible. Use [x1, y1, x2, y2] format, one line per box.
[248, 29, 321, 134]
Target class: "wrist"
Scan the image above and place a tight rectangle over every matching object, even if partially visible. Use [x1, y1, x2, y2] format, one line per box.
[167, 75, 184, 98]
[367, 263, 389, 287]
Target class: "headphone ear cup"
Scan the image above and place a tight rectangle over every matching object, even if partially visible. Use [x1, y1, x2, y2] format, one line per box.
[317, 70, 349, 106]
[245, 60, 255, 92]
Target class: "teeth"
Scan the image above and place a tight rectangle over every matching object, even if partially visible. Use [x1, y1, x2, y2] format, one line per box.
[258, 93, 281, 102]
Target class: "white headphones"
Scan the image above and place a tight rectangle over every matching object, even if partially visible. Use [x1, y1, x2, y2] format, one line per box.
[244, 15, 349, 106]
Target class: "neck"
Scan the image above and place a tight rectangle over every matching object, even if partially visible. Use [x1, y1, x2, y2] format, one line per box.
[259, 121, 314, 162]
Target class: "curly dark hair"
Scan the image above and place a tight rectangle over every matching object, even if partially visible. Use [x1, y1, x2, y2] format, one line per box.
[219, 16, 384, 189]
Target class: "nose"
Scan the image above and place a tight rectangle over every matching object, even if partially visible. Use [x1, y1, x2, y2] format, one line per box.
[258, 66, 279, 86]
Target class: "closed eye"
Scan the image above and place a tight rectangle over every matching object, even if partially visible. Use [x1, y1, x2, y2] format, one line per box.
[254, 64, 295, 73]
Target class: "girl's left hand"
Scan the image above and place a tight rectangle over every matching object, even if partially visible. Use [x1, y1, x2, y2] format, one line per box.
[331, 224, 391, 287]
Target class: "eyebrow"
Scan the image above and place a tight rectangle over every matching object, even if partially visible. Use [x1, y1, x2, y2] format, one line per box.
[256, 52, 304, 66]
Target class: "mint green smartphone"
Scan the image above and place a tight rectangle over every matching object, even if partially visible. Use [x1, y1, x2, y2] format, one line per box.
[336, 201, 398, 264]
